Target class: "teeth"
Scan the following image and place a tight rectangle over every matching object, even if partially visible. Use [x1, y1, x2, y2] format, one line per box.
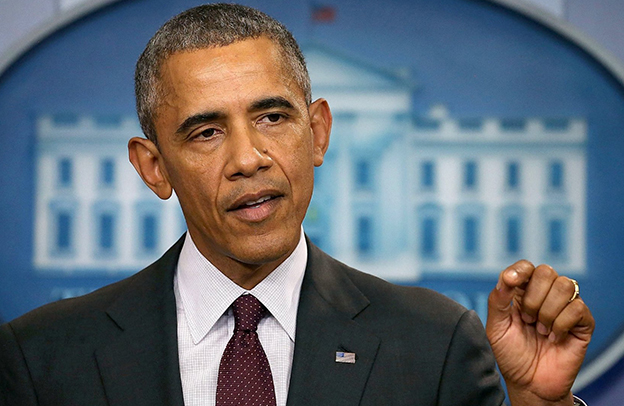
[244, 196, 271, 207]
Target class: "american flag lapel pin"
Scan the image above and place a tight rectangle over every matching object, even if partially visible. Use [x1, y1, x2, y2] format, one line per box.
[335, 351, 356, 364]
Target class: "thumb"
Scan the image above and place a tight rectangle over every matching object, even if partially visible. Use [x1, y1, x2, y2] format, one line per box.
[486, 267, 526, 337]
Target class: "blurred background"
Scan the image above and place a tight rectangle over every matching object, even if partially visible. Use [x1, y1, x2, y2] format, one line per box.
[1, 0, 623, 404]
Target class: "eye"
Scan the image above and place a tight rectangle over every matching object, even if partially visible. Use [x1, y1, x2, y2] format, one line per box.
[259, 113, 285, 124]
[199, 128, 216, 138]
[192, 127, 220, 140]
[266, 113, 282, 122]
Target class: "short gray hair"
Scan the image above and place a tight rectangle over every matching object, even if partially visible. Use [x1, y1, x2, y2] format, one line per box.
[135, 3, 311, 144]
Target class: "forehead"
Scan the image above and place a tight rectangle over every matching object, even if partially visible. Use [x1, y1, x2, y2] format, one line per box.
[157, 37, 303, 108]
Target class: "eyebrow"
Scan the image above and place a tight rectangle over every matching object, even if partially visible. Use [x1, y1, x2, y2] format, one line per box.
[249, 96, 295, 112]
[175, 111, 226, 135]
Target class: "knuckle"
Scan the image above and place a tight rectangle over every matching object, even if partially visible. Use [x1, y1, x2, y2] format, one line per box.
[516, 259, 534, 269]
[553, 276, 573, 296]
[568, 301, 585, 319]
[534, 264, 556, 279]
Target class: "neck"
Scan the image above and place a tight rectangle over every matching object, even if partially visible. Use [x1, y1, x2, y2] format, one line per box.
[187, 231, 299, 290]
[223, 257, 290, 290]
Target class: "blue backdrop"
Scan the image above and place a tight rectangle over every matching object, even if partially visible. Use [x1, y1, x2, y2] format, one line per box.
[1, 0, 623, 402]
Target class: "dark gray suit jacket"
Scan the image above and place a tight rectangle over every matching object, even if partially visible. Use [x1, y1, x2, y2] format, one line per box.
[0, 237, 505, 405]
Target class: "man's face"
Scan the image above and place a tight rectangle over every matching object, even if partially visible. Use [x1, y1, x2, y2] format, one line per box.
[141, 37, 330, 277]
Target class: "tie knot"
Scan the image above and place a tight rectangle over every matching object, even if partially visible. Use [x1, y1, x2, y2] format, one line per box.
[231, 295, 267, 332]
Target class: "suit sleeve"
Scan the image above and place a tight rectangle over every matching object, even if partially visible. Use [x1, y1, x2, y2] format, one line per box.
[437, 310, 506, 406]
[0, 322, 39, 406]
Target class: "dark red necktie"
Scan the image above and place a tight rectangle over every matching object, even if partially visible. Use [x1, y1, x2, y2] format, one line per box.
[216, 294, 277, 406]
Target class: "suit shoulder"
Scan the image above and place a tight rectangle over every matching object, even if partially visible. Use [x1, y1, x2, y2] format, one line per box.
[306, 242, 470, 326]
[5, 270, 138, 339]
[6, 237, 183, 335]
[346, 266, 467, 317]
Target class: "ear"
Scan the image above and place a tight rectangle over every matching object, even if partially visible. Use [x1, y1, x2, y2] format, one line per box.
[128, 137, 173, 200]
[308, 98, 332, 167]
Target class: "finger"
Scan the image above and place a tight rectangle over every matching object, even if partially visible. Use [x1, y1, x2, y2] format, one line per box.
[487, 260, 535, 328]
[534, 276, 577, 336]
[499, 259, 537, 290]
[549, 298, 595, 343]
[519, 264, 558, 325]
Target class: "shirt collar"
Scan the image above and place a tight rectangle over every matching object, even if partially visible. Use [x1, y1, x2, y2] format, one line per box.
[175, 229, 307, 345]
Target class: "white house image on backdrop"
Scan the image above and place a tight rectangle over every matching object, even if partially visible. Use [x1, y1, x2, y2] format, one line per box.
[33, 44, 587, 281]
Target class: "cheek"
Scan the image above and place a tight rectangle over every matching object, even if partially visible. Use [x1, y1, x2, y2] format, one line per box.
[283, 124, 315, 161]
[285, 150, 316, 209]
[277, 134, 315, 181]
[165, 159, 220, 212]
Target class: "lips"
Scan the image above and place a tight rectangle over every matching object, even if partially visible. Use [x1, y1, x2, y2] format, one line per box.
[228, 191, 282, 211]
[226, 190, 284, 222]
[238, 195, 273, 208]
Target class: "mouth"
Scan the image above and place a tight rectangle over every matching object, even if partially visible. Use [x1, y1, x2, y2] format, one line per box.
[227, 191, 284, 222]
[234, 195, 274, 209]
[229, 192, 282, 211]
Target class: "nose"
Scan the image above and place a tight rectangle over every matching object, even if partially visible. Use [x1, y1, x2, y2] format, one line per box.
[224, 123, 273, 179]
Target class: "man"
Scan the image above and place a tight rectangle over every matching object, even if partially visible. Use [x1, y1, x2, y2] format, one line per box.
[0, 4, 594, 406]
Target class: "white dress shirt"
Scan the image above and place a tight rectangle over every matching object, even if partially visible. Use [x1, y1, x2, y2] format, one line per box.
[174, 230, 307, 406]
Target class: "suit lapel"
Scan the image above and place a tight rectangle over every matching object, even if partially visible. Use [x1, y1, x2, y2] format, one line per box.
[91, 235, 379, 405]
[95, 238, 185, 406]
[287, 241, 380, 406]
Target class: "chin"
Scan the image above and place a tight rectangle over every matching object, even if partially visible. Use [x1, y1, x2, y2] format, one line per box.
[234, 230, 299, 266]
